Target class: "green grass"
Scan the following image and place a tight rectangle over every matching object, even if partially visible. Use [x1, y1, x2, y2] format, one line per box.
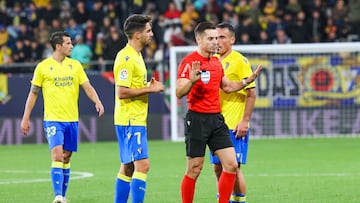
[1, 137, 360, 203]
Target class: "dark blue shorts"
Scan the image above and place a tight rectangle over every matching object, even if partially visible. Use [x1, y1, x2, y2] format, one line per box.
[115, 125, 148, 164]
[43, 121, 78, 152]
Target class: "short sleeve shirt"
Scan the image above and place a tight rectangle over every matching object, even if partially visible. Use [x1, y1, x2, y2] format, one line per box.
[219, 51, 255, 129]
[113, 44, 148, 126]
[177, 51, 224, 113]
[32, 57, 89, 121]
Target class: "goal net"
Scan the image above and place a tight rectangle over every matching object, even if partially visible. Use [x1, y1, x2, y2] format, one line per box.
[169, 42, 360, 141]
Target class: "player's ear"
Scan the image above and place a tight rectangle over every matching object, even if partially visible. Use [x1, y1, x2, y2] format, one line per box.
[134, 31, 141, 40]
[195, 34, 202, 45]
[230, 35, 236, 44]
[55, 43, 62, 50]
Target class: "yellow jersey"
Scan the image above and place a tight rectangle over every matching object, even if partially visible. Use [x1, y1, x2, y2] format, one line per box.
[113, 44, 148, 126]
[32, 57, 89, 121]
[220, 51, 255, 129]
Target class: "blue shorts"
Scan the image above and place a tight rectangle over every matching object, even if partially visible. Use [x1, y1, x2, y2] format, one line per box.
[115, 125, 148, 164]
[43, 121, 79, 152]
[210, 130, 249, 165]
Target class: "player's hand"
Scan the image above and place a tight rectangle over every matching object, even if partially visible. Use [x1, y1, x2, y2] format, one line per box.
[149, 77, 165, 92]
[189, 61, 201, 83]
[20, 118, 30, 136]
[95, 102, 104, 117]
[233, 120, 249, 138]
[246, 64, 262, 84]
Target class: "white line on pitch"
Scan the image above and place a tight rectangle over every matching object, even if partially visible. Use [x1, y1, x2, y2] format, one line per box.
[0, 170, 94, 185]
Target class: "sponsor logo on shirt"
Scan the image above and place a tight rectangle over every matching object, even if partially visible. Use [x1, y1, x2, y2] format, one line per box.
[54, 76, 74, 86]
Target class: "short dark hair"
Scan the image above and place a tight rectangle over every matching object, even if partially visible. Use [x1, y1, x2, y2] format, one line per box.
[217, 22, 235, 36]
[123, 14, 152, 39]
[49, 31, 70, 50]
[194, 21, 216, 38]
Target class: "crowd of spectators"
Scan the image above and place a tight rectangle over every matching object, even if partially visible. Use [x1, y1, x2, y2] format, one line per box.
[0, 0, 360, 71]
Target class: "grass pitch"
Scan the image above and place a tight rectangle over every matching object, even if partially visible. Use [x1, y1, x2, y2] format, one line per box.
[1, 137, 360, 203]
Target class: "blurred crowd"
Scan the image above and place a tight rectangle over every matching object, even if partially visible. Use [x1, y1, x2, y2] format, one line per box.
[0, 0, 360, 70]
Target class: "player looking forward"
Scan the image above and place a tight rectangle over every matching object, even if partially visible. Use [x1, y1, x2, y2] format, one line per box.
[176, 21, 261, 203]
[21, 31, 104, 203]
[210, 22, 257, 203]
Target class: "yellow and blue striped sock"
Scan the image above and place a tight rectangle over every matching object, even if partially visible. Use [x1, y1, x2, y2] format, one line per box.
[131, 171, 147, 203]
[62, 163, 70, 197]
[51, 161, 64, 196]
[230, 193, 246, 203]
[114, 173, 131, 203]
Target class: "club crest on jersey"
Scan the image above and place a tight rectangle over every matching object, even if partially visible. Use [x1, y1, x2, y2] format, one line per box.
[201, 70, 210, 84]
[125, 56, 130, 61]
[119, 69, 128, 81]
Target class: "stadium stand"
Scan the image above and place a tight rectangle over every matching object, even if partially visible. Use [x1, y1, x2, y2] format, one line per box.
[0, 0, 359, 72]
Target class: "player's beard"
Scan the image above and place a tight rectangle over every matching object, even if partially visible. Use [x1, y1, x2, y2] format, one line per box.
[141, 36, 152, 47]
[209, 44, 217, 55]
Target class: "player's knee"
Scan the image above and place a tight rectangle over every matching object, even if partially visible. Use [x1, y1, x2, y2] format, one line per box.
[135, 159, 150, 173]
[63, 152, 72, 163]
[120, 162, 135, 176]
[63, 156, 70, 163]
[51, 146, 64, 162]
[142, 161, 150, 173]
[51, 153, 64, 162]
[223, 160, 238, 173]
[187, 162, 203, 178]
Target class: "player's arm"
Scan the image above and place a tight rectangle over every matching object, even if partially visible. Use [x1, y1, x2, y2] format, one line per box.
[176, 61, 201, 98]
[221, 64, 262, 93]
[81, 81, 105, 117]
[234, 87, 256, 138]
[117, 77, 164, 99]
[21, 85, 40, 136]
[176, 78, 194, 99]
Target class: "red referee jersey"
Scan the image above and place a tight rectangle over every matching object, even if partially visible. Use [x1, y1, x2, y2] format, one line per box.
[177, 51, 224, 113]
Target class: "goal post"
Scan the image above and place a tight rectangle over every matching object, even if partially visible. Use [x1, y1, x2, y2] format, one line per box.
[169, 42, 360, 141]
